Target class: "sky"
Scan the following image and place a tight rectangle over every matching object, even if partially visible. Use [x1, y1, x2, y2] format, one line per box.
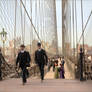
[0, 0, 92, 48]
[56, 0, 92, 47]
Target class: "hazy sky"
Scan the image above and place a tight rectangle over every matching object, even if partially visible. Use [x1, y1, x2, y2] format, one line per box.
[0, 0, 92, 47]
[56, 0, 92, 47]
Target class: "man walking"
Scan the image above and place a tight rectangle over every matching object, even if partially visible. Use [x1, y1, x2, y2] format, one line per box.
[35, 42, 48, 82]
[79, 48, 84, 81]
[0, 48, 4, 81]
[16, 45, 31, 85]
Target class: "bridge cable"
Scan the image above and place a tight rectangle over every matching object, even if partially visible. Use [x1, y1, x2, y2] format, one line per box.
[30, 0, 33, 54]
[72, 0, 75, 57]
[75, 0, 78, 58]
[0, 1, 13, 41]
[20, 0, 24, 44]
[23, 0, 26, 45]
[78, 10, 92, 44]
[20, 0, 41, 43]
[81, 0, 84, 51]
[14, 0, 17, 62]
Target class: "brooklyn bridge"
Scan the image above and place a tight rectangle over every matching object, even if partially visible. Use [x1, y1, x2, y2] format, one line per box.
[0, 0, 92, 92]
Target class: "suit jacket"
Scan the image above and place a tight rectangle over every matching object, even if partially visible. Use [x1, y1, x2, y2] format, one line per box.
[35, 49, 48, 65]
[16, 51, 31, 68]
[0, 53, 4, 66]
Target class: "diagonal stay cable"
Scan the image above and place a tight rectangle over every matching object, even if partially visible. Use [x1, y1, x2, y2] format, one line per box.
[78, 10, 92, 43]
[20, 0, 41, 42]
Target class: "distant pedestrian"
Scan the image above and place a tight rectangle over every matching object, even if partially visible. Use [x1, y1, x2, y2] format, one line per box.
[79, 48, 84, 81]
[16, 45, 31, 85]
[61, 57, 65, 79]
[35, 42, 48, 83]
[59, 64, 65, 79]
[48, 58, 51, 71]
[52, 58, 55, 72]
[61, 57, 65, 67]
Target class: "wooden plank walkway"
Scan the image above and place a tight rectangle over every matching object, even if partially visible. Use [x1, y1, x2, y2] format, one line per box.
[0, 78, 92, 92]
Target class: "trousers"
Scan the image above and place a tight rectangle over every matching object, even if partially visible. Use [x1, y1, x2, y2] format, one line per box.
[21, 66, 29, 83]
[38, 63, 45, 80]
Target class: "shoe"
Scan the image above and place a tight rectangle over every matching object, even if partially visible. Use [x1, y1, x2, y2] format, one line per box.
[41, 79, 44, 83]
[41, 80, 43, 83]
[22, 81, 27, 85]
[22, 82, 26, 85]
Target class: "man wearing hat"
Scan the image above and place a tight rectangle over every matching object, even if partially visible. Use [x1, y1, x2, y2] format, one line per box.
[35, 42, 48, 82]
[16, 44, 31, 85]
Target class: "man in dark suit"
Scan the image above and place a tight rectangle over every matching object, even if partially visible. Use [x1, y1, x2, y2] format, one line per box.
[35, 42, 48, 82]
[16, 45, 31, 85]
[0, 48, 4, 80]
[79, 48, 84, 81]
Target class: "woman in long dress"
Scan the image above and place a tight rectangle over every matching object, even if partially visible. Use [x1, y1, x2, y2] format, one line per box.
[54, 61, 59, 79]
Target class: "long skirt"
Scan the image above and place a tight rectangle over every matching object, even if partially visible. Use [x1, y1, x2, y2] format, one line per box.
[60, 69, 65, 79]
[54, 67, 59, 79]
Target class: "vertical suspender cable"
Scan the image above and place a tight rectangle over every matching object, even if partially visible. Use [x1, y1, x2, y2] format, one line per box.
[37, 0, 39, 37]
[43, 0, 46, 49]
[81, 0, 84, 52]
[23, 0, 26, 45]
[42, 0, 45, 49]
[69, 3, 72, 55]
[75, 0, 78, 59]
[30, 0, 32, 54]
[54, 0, 58, 54]
[35, 0, 37, 40]
[81, 0, 85, 74]
[40, 0, 43, 40]
[39, 0, 41, 39]
[39, 0, 41, 40]
[20, 0, 41, 41]
[14, 0, 17, 62]
[41, 0, 44, 40]
[20, 0, 45, 48]
[20, 0, 24, 44]
[72, 0, 75, 57]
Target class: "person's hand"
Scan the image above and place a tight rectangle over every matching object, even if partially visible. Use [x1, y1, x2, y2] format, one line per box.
[45, 63, 48, 66]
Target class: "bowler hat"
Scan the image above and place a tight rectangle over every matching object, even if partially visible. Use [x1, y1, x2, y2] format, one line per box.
[20, 44, 25, 48]
[37, 42, 41, 46]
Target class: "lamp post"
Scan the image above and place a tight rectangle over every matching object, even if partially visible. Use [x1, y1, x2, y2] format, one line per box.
[0, 28, 7, 56]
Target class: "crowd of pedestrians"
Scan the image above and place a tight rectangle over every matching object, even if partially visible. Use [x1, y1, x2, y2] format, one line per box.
[48, 57, 65, 79]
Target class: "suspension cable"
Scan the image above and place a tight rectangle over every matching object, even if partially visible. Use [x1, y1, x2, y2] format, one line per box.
[69, 3, 71, 49]
[0, 1, 14, 41]
[20, 0, 24, 44]
[78, 10, 92, 43]
[14, 0, 17, 62]
[23, 0, 26, 44]
[30, 0, 32, 54]
[0, 2, 14, 36]
[20, 0, 41, 42]
[75, 0, 78, 57]
[81, 0, 84, 51]
[72, 0, 75, 56]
